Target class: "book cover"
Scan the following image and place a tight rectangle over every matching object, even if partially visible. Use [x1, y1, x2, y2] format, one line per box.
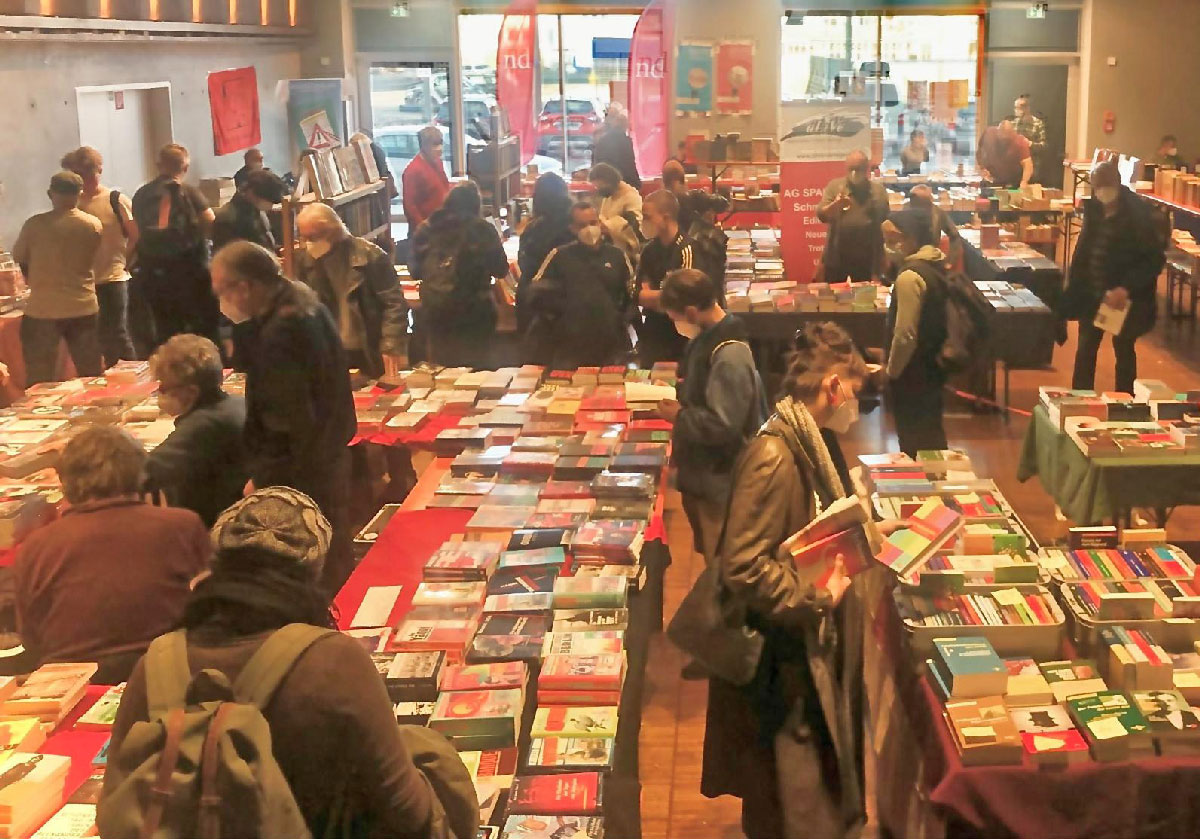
[477, 614, 549, 637]
[932, 637, 1007, 699]
[467, 634, 546, 664]
[76, 683, 125, 730]
[499, 547, 568, 572]
[466, 506, 535, 537]
[424, 542, 502, 581]
[552, 576, 628, 610]
[429, 689, 524, 736]
[1039, 660, 1109, 703]
[411, 582, 487, 609]
[499, 815, 605, 839]
[394, 701, 437, 725]
[552, 609, 630, 632]
[508, 529, 572, 552]
[542, 631, 625, 658]
[1020, 730, 1090, 766]
[506, 772, 604, 816]
[785, 526, 876, 590]
[943, 696, 1023, 766]
[440, 662, 529, 693]
[1009, 704, 1074, 734]
[0, 717, 45, 762]
[526, 738, 615, 773]
[1129, 689, 1200, 748]
[487, 568, 560, 597]
[3, 662, 97, 719]
[532, 706, 619, 739]
[539, 653, 626, 692]
[376, 651, 444, 701]
[590, 472, 655, 499]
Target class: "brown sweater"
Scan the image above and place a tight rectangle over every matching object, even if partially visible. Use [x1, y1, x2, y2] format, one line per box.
[110, 630, 439, 839]
[14, 498, 210, 667]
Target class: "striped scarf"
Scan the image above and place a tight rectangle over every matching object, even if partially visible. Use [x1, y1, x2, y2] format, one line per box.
[772, 396, 846, 511]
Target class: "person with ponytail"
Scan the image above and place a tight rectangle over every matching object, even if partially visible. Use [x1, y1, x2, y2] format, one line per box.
[700, 321, 868, 839]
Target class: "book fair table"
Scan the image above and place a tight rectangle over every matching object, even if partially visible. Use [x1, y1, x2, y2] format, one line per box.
[334, 506, 667, 839]
[1018, 405, 1200, 526]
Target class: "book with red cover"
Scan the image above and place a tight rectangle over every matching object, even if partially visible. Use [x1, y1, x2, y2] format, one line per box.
[539, 653, 626, 692]
[788, 527, 876, 589]
[440, 661, 529, 692]
[506, 772, 604, 816]
[536, 688, 623, 706]
[540, 481, 595, 500]
[423, 542, 502, 581]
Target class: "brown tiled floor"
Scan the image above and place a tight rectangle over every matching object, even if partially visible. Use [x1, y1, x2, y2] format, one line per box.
[639, 281, 1200, 837]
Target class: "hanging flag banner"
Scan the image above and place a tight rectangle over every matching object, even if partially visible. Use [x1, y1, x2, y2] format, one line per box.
[778, 100, 871, 281]
[714, 42, 754, 116]
[628, 1, 667, 180]
[675, 42, 714, 115]
[497, 0, 537, 165]
[208, 67, 261, 156]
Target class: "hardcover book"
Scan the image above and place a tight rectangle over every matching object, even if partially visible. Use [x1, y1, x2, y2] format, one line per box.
[526, 738, 615, 773]
[539, 653, 626, 692]
[943, 696, 1023, 766]
[499, 815, 605, 839]
[441, 662, 529, 693]
[532, 706, 619, 739]
[76, 683, 125, 730]
[552, 576, 628, 610]
[506, 772, 604, 816]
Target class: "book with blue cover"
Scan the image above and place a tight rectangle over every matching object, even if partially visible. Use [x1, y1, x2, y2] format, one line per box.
[932, 636, 1007, 698]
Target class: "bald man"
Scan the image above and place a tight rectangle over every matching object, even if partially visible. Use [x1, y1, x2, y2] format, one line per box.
[816, 151, 890, 283]
[1065, 161, 1167, 394]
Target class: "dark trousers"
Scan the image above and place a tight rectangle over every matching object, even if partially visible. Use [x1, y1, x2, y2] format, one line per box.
[824, 246, 876, 284]
[20, 314, 102, 385]
[128, 274, 157, 360]
[1073, 319, 1139, 395]
[429, 323, 495, 370]
[890, 365, 947, 457]
[302, 452, 354, 601]
[96, 281, 134, 367]
[141, 261, 220, 349]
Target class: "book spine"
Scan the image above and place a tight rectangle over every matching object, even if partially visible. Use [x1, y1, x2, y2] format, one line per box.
[1089, 550, 1115, 580]
[1153, 546, 1187, 578]
[1119, 549, 1150, 578]
[1075, 551, 1103, 580]
[1116, 626, 1151, 664]
[1024, 593, 1050, 625]
[1105, 550, 1136, 580]
[1064, 550, 1089, 580]
[958, 595, 984, 626]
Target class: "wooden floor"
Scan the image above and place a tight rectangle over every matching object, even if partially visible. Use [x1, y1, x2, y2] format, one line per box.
[638, 280, 1200, 838]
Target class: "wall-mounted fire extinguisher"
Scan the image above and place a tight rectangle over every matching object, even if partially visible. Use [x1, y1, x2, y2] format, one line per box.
[1103, 110, 1116, 134]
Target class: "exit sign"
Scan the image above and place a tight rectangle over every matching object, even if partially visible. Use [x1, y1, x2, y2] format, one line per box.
[1027, 2, 1048, 19]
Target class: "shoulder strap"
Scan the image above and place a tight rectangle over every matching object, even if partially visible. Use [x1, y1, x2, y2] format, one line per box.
[145, 630, 193, 719]
[232, 624, 335, 710]
[709, 338, 749, 364]
[109, 189, 123, 218]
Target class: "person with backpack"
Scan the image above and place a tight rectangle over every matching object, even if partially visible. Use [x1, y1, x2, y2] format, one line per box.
[524, 201, 636, 369]
[882, 208, 950, 455]
[99, 488, 476, 839]
[62, 146, 139, 367]
[655, 267, 766, 563]
[131, 143, 219, 349]
[409, 182, 508, 369]
[515, 173, 574, 336]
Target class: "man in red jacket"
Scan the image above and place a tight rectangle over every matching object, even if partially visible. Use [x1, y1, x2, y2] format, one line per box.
[402, 126, 451, 233]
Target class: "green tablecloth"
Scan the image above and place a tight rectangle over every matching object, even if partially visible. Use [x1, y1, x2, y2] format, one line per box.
[1018, 405, 1200, 524]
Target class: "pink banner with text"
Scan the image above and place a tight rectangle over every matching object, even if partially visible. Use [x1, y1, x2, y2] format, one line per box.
[497, 0, 537, 165]
[628, 2, 668, 180]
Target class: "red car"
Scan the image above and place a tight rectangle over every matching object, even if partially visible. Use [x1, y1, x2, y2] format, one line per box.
[536, 98, 604, 158]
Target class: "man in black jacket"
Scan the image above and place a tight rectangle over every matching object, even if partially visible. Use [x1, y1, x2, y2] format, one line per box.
[143, 334, 247, 527]
[295, 202, 408, 378]
[656, 268, 766, 561]
[211, 169, 285, 253]
[637, 190, 699, 366]
[1066, 161, 1167, 394]
[210, 241, 356, 595]
[591, 106, 641, 190]
[526, 201, 635, 369]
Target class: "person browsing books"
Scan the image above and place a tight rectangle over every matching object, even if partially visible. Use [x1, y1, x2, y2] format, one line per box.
[516, 173, 575, 336]
[697, 322, 868, 839]
[655, 267, 766, 562]
[636, 189, 701, 366]
[590, 162, 644, 267]
[100, 489, 475, 839]
[211, 169, 286, 254]
[1062, 160, 1166, 394]
[882, 208, 950, 456]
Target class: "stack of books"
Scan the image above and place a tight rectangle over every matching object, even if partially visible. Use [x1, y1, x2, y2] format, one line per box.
[1, 663, 97, 727]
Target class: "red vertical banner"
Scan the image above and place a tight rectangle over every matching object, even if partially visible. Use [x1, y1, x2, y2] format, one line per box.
[628, 2, 667, 181]
[497, 1, 537, 165]
[208, 66, 261, 156]
[714, 42, 754, 116]
[779, 160, 846, 282]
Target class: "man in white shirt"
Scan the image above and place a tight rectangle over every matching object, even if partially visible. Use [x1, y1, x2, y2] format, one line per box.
[61, 146, 140, 367]
[589, 162, 643, 266]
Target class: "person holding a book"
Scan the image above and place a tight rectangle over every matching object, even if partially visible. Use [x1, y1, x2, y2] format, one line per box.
[882, 207, 950, 455]
[1062, 160, 1167, 395]
[816, 151, 890, 284]
[700, 322, 868, 839]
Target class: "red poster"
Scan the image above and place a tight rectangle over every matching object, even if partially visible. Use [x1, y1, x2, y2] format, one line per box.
[628, 2, 668, 182]
[715, 42, 754, 115]
[497, 0, 537, 165]
[208, 67, 260, 156]
[780, 160, 846, 282]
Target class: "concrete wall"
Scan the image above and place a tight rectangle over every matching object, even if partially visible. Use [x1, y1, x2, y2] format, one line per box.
[1081, 0, 1200, 163]
[0, 40, 303, 245]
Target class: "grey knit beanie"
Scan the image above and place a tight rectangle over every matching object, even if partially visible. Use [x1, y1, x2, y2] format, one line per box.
[210, 487, 332, 573]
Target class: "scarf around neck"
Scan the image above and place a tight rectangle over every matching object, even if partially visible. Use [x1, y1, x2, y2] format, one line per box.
[772, 396, 847, 510]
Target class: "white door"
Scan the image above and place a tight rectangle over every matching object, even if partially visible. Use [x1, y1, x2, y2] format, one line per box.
[76, 85, 174, 195]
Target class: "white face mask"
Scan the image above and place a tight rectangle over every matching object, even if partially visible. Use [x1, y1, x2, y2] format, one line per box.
[578, 225, 603, 247]
[673, 319, 702, 340]
[825, 384, 860, 434]
[1094, 186, 1119, 206]
[1167, 147, 1179, 157]
[220, 298, 249, 325]
[305, 239, 333, 260]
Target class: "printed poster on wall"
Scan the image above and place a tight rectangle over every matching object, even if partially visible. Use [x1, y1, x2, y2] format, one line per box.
[287, 79, 344, 154]
[208, 67, 261, 156]
[497, 0, 538, 165]
[714, 42, 754, 115]
[675, 42, 714, 114]
[629, 1, 668, 180]
[778, 100, 871, 281]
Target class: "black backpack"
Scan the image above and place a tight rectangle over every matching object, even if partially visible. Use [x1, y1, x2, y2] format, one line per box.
[417, 230, 465, 319]
[902, 258, 990, 375]
[138, 183, 204, 262]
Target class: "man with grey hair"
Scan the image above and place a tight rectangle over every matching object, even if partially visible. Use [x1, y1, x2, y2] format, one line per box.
[13, 425, 210, 681]
[13, 171, 104, 384]
[295, 202, 408, 377]
[401, 125, 450, 232]
[211, 241, 356, 595]
[816, 150, 889, 283]
[144, 333, 247, 526]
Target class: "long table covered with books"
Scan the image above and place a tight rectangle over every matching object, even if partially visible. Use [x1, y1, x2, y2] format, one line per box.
[1017, 384, 1200, 525]
[857, 449, 1200, 839]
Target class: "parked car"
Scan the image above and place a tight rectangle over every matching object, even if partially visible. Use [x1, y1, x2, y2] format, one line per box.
[536, 98, 604, 158]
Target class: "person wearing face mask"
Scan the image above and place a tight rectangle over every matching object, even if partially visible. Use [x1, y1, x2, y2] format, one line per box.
[210, 241, 356, 597]
[524, 201, 636, 369]
[1153, 134, 1187, 172]
[589, 162, 643, 265]
[655, 268, 765, 565]
[883, 208, 950, 456]
[1004, 95, 1046, 183]
[816, 151, 890, 284]
[696, 321, 868, 839]
[142, 334, 247, 527]
[1063, 161, 1167, 394]
[211, 169, 286, 253]
[294, 203, 408, 379]
[636, 189, 700, 365]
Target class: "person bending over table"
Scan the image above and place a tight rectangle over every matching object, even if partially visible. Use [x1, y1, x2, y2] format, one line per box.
[697, 321, 868, 839]
[1062, 160, 1167, 395]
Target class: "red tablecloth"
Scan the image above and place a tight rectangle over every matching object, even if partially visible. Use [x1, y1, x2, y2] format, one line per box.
[0, 313, 23, 406]
[38, 685, 111, 805]
[351, 412, 462, 450]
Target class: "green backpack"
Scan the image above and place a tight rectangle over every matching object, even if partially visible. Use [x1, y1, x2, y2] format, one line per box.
[97, 624, 334, 839]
